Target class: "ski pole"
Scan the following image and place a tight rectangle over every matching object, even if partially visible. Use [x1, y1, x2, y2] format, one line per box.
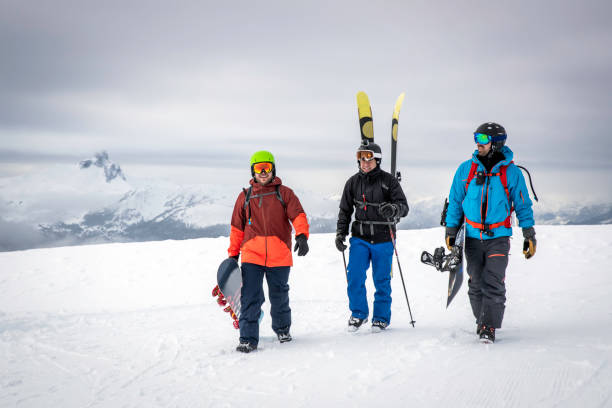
[388, 225, 416, 327]
[341, 250, 348, 283]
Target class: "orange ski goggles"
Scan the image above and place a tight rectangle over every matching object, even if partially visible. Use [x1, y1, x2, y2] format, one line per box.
[252, 162, 273, 174]
[357, 150, 375, 162]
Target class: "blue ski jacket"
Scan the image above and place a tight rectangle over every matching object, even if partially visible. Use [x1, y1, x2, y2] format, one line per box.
[445, 146, 534, 240]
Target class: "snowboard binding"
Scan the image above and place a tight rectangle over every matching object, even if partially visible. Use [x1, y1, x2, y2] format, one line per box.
[212, 284, 240, 329]
[420, 246, 462, 273]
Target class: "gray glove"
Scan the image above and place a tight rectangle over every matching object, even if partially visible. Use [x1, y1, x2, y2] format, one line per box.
[335, 233, 347, 252]
[293, 234, 309, 256]
[379, 202, 400, 219]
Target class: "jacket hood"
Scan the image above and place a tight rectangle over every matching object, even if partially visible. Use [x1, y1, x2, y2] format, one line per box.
[472, 145, 513, 170]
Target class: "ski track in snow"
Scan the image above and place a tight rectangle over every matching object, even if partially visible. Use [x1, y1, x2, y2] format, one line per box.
[1, 225, 611, 407]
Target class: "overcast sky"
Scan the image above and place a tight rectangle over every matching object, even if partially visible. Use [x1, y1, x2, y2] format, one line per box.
[1, 0, 611, 201]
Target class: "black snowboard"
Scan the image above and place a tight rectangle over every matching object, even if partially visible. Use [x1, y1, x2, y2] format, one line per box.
[421, 222, 465, 308]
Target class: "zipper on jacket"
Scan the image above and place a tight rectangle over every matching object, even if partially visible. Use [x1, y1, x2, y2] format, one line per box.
[262, 189, 268, 267]
[483, 176, 490, 241]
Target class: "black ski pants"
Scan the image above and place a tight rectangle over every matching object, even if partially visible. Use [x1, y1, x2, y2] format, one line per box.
[465, 237, 510, 329]
[239, 262, 291, 346]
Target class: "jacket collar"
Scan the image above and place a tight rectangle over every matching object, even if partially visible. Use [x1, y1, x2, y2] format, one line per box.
[250, 176, 282, 192]
[472, 146, 513, 171]
[358, 166, 382, 179]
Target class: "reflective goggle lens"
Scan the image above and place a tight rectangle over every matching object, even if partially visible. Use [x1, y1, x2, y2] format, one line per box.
[474, 133, 492, 145]
[253, 162, 273, 174]
[357, 150, 375, 161]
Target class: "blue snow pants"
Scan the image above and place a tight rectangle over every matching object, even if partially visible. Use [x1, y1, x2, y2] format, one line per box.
[347, 237, 394, 324]
[239, 262, 291, 347]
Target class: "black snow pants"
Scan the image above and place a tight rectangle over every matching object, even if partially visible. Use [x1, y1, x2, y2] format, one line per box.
[239, 262, 291, 346]
[464, 236, 510, 329]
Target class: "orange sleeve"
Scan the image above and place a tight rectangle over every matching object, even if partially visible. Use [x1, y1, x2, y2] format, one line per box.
[228, 225, 245, 257]
[292, 212, 309, 239]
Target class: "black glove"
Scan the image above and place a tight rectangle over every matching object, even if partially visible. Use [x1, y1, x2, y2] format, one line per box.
[379, 202, 399, 219]
[522, 227, 536, 259]
[229, 254, 239, 261]
[445, 226, 458, 250]
[293, 234, 309, 256]
[335, 233, 347, 252]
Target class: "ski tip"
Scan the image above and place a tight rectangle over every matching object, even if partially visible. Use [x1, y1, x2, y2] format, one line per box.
[393, 92, 406, 117]
[356, 91, 370, 105]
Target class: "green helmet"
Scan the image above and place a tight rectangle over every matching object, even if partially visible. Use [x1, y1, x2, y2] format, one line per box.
[250, 150, 275, 166]
[250, 150, 276, 177]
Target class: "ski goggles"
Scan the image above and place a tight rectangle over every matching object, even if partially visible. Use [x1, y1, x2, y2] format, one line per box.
[474, 133, 492, 145]
[357, 150, 380, 162]
[252, 162, 273, 174]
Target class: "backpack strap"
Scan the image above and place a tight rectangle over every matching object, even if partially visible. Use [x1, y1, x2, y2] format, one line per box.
[275, 185, 286, 209]
[242, 185, 286, 226]
[499, 162, 511, 201]
[465, 161, 479, 191]
[243, 186, 253, 225]
[242, 186, 253, 209]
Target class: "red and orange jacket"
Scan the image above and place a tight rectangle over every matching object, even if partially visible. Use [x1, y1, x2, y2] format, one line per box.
[228, 177, 309, 267]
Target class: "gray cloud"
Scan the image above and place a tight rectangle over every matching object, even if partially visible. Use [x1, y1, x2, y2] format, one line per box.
[1, 0, 611, 199]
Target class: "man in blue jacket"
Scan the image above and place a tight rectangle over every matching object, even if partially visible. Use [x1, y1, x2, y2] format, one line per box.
[445, 122, 536, 343]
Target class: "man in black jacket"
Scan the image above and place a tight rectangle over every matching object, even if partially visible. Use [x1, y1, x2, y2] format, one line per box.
[335, 143, 409, 332]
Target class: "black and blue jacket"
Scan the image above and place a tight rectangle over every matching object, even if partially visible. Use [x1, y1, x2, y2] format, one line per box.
[337, 167, 409, 244]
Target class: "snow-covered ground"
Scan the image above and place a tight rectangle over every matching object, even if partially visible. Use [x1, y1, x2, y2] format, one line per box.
[1, 225, 611, 407]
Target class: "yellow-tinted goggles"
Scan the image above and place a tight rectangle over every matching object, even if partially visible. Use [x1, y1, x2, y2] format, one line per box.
[253, 162, 273, 174]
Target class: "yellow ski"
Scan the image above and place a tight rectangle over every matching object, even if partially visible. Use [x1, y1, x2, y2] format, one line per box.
[356, 91, 374, 145]
[391, 92, 405, 179]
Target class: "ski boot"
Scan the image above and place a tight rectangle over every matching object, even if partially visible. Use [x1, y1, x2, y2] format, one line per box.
[277, 332, 292, 343]
[479, 325, 495, 343]
[236, 341, 257, 353]
[371, 320, 388, 333]
[348, 316, 367, 332]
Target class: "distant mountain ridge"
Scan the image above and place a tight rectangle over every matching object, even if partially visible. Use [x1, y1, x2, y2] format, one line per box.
[1, 152, 611, 252]
[36, 192, 612, 250]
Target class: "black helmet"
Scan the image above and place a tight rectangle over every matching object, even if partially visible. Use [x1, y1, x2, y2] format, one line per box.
[356, 142, 382, 166]
[475, 122, 507, 152]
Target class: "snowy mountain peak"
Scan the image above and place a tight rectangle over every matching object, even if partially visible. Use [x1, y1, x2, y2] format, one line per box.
[79, 151, 126, 183]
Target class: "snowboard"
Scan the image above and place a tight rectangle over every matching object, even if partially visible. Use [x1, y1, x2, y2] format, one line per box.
[420, 199, 465, 308]
[212, 258, 242, 329]
[212, 258, 264, 329]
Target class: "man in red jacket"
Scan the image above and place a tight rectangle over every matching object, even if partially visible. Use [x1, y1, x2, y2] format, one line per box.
[228, 150, 310, 353]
